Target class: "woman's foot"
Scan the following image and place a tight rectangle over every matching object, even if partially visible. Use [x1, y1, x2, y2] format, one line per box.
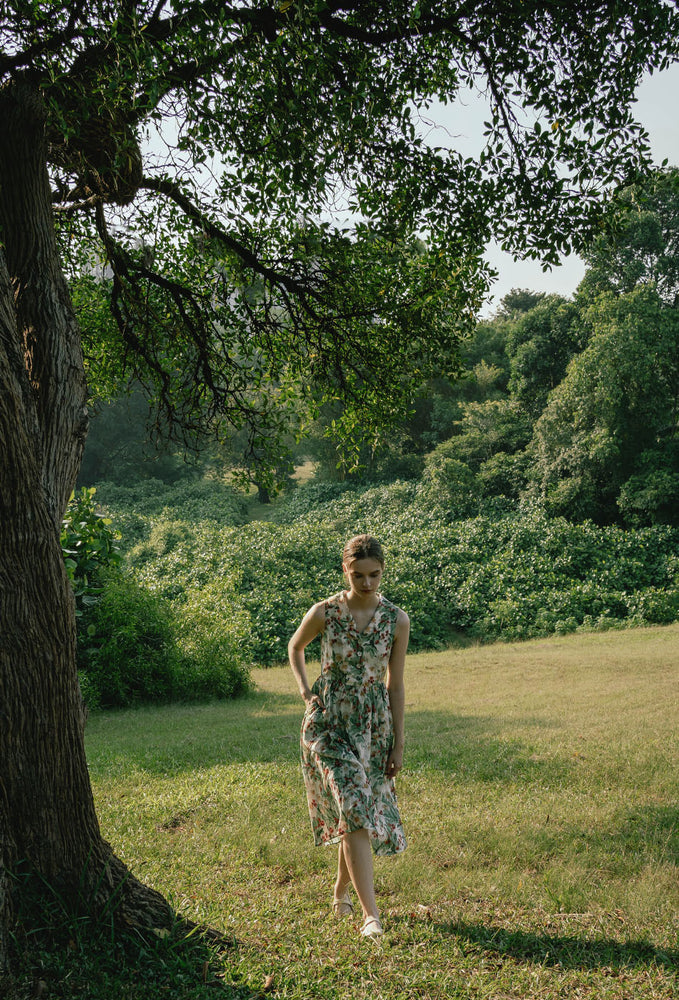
[360, 916, 383, 938]
[332, 889, 353, 917]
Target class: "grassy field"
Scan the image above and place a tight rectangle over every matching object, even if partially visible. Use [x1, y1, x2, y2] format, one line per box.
[21, 624, 679, 998]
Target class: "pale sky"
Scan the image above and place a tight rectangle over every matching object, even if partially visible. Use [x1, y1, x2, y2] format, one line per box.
[478, 64, 679, 313]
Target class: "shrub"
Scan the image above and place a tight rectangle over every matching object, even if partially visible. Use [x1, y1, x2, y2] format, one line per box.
[477, 450, 530, 499]
[77, 571, 251, 709]
[92, 477, 249, 552]
[625, 587, 679, 625]
[273, 480, 363, 525]
[77, 572, 182, 708]
[175, 583, 252, 699]
[61, 487, 120, 615]
[618, 469, 679, 527]
[421, 455, 478, 512]
[84, 477, 679, 679]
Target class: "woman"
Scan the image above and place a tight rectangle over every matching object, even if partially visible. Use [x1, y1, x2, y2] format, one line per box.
[288, 534, 410, 939]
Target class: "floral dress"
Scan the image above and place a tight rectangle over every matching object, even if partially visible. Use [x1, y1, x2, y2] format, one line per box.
[300, 591, 406, 856]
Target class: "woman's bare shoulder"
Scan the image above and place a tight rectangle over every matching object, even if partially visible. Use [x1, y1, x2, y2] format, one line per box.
[303, 592, 343, 629]
[307, 600, 327, 623]
[383, 596, 409, 621]
[394, 606, 410, 633]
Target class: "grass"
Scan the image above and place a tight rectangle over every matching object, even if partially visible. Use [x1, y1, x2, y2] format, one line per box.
[9, 624, 679, 998]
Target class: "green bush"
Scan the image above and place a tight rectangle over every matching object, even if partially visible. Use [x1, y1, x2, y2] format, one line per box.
[618, 469, 679, 527]
[77, 571, 251, 709]
[477, 450, 530, 499]
[63, 487, 251, 709]
[61, 487, 120, 615]
[273, 480, 362, 525]
[625, 587, 679, 625]
[421, 454, 478, 513]
[175, 583, 252, 699]
[92, 477, 249, 552]
[77, 572, 183, 708]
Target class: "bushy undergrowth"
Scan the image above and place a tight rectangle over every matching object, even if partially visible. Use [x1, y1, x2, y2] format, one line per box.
[93, 477, 249, 547]
[64, 485, 251, 709]
[101, 478, 679, 667]
[61, 486, 121, 616]
[77, 571, 251, 709]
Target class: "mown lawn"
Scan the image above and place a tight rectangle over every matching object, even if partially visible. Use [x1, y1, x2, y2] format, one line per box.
[14, 624, 679, 998]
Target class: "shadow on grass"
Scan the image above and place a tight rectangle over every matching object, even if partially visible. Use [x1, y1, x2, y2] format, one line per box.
[432, 917, 679, 974]
[405, 708, 570, 786]
[85, 688, 303, 775]
[87, 692, 572, 789]
[3, 943, 263, 1000]
[6, 876, 261, 1000]
[613, 804, 679, 866]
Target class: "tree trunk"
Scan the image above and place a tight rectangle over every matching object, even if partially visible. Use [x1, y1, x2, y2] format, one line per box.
[0, 81, 171, 968]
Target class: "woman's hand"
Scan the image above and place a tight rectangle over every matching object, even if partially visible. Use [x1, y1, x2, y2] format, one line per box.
[304, 692, 324, 711]
[385, 746, 403, 778]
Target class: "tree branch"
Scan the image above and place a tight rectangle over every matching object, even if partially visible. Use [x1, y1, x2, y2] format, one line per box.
[139, 175, 324, 310]
[66, 1, 90, 32]
[452, 27, 531, 183]
[53, 194, 102, 214]
[0, 24, 86, 77]
[142, 2, 280, 45]
[91, 200, 282, 433]
[147, 0, 172, 31]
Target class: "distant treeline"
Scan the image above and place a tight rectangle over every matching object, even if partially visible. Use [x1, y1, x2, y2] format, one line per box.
[81, 170, 679, 530]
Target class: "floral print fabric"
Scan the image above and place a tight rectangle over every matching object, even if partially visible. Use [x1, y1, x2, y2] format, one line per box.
[300, 592, 407, 856]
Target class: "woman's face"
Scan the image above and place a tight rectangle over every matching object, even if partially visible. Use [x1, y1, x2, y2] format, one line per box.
[343, 557, 384, 597]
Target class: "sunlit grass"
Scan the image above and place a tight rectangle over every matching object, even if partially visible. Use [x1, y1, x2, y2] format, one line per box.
[81, 624, 679, 998]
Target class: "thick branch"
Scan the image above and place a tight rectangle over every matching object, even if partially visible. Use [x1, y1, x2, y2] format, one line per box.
[0, 24, 86, 77]
[139, 175, 323, 309]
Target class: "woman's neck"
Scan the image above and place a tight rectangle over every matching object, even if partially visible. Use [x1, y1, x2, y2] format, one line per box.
[345, 588, 380, 609]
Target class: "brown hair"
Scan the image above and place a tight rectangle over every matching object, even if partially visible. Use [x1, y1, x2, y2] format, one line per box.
[342, 534, 385, 567]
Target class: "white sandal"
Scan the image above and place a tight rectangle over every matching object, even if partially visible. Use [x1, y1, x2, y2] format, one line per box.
[360, 916, 384, 938]
[332, 890, 353, 917]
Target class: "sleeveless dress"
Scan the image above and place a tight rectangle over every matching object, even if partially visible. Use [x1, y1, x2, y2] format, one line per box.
[300, 591, 407, 856]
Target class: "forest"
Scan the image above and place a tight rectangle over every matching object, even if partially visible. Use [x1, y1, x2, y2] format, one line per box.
[69, 169, 679, 709]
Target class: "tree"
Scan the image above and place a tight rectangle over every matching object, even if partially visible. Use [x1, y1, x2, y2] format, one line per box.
[527, 169, 679, 524]
[581, 167, 679, 304]
[497, 288, 546, 318]
[431, 399, 532, 471]
[529, 287, 679, 522]
[1, 0, 677, 963]
[505, 294, 585, 419]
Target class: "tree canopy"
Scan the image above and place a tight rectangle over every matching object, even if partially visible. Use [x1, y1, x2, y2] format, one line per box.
[3, 1, 678, 472]
[530, 284, 679, 521]
[582, 168, 679, 304]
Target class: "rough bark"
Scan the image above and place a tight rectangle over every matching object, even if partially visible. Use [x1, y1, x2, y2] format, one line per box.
[0, 81, 88, 525]
[0, 80, 171, 967]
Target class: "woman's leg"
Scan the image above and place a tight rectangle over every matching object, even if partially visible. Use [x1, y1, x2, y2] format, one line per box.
[341, 828, 379, 921]
[334, 838, 351, 900]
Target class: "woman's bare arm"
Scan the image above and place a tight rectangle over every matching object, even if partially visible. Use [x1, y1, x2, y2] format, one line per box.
[385, 609, 409, 776]
[288, 601, 325, 704]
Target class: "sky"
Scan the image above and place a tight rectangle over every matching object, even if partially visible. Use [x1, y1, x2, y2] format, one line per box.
[473, 64, 679, 313]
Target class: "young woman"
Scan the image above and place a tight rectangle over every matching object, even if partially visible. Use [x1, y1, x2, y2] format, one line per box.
[288, 534, 410, 939]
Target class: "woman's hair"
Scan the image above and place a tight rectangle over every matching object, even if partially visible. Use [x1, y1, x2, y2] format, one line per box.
[342, 534, 385, 567]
